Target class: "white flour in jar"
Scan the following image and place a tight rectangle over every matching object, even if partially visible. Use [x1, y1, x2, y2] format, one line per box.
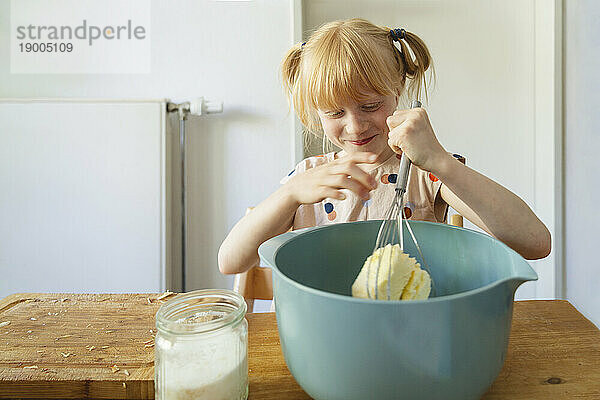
[157, 312, 248, 400]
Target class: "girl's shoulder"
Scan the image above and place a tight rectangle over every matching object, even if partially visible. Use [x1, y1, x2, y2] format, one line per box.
[280, 151, 336, 184]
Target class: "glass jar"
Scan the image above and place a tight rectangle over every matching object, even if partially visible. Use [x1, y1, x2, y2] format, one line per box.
[155, 289, 248, 400]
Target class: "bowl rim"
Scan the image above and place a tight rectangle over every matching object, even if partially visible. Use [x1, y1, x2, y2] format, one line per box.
[267, 220, 538, 305]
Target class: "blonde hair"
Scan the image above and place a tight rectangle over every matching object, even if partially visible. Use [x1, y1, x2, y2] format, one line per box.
[281, 18, 435, 145]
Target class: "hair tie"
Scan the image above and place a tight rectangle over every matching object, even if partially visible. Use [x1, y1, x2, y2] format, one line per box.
[390, 28, 406, 42]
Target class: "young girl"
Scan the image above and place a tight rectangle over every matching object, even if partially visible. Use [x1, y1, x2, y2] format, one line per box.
[218, 18, 551, 275]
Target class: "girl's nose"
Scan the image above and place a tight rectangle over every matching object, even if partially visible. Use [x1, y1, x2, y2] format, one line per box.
[345, 113, 368, 136]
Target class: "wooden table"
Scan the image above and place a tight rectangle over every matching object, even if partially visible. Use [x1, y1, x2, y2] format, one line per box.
[0, 294, 598, 399]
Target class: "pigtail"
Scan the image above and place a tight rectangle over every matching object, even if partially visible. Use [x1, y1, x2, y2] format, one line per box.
[281, 41, 326, 147]
[281, 42, 304, 109]
[389, 30, 435, 104]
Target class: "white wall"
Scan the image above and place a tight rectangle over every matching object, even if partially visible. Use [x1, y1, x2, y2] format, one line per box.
[564, 0, 600, 328]
[0, 0, 295, 292]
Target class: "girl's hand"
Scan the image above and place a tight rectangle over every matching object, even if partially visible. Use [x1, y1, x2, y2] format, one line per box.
[285, 152, 379, 206]
[386, 108, 449, 173]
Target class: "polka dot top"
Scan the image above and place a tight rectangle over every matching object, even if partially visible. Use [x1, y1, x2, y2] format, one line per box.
[280, 150, 453, 230]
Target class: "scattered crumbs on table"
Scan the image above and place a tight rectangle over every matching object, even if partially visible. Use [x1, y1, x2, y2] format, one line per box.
[143, 339, 153, 345]
[101, 345, 110, 349]
[157, 291, 175, 301]
[122, 369, 130, 376]
[55, 334, 73, 341]
[0, 321, 10, 328]
[106, 330, 113, 333]
[111, 364, 120, 373]
[30, 317, 37, 321]
[60, 352, 74, 358]
[27, 330, 32, 334]
[144, 343, 154, 348]
[36, 350, 44, 353]
[86, 345, 96, 351]
[23, 365, 38, 369]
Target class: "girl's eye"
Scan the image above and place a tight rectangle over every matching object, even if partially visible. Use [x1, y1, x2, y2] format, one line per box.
[363, 103, 382, 111]
[324, 102, 381, 117]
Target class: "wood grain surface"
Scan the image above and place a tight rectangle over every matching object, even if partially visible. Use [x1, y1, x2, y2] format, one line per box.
[484, 300, 600, 399]
[0, 293, 158, 398]
[0, 294, 598, 399]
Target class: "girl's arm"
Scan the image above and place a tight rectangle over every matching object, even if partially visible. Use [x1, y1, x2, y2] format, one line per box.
[435, 156, 551, 260]
[218, 185, 298, 275]
[218, 152, 378, 275]
[386, 108, 551, 260]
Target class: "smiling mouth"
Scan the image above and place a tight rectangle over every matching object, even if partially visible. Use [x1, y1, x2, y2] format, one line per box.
[348, 135, 376, 146]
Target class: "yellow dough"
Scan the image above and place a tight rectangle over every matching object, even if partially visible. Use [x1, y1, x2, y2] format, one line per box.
[352, 244, 431, 300]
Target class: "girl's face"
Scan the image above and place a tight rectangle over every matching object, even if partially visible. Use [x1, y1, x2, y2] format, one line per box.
[317, 91, 398, 161]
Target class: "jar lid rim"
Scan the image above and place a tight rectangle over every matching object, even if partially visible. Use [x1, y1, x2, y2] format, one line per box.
[155, 289, 247, 335]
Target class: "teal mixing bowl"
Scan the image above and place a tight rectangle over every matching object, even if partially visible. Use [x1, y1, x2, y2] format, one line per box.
[258, 220, 537, 400]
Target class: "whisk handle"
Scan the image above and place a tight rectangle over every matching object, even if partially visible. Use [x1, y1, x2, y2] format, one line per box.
[395, 100, 422, 196]
[396, 153, 411, 196]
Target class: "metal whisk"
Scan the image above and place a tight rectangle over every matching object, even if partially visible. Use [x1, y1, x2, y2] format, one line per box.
[366, 100, 434, 300]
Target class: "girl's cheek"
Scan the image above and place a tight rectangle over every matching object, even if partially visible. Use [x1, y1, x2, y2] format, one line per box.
[377, 110, 392, 132]
[322, 121, 340, 137]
